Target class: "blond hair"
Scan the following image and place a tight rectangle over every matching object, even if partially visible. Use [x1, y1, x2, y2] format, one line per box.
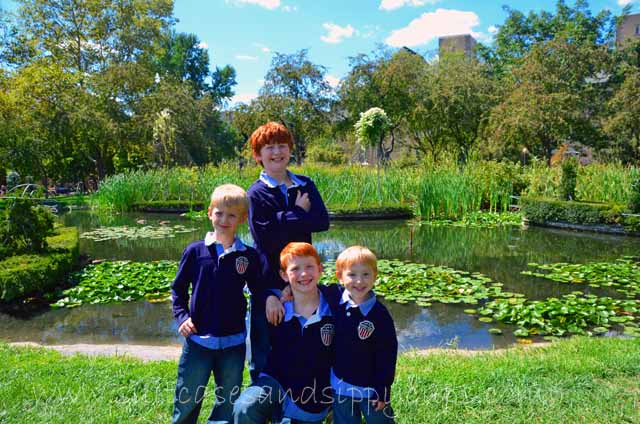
[335, 246, 377, 279]
[209, 184, 249, 214]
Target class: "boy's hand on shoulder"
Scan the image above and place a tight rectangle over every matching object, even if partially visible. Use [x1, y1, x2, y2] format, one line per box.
[371, 400, 387, 412]
[178, 317, 197, 337]
[266, 295, 285, 325]
[295, 190, 311, 212]
[280, 285, 293, 302]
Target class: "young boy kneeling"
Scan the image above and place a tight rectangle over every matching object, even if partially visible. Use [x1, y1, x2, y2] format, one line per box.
[233, 242, 334, 424]
[171, 184, 261, 424]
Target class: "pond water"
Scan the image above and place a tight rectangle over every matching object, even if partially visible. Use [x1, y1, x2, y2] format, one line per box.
[2, 211, 639, 351]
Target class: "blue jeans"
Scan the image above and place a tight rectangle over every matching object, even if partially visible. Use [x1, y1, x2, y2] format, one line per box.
[172, 339, 246, 424]
[233, 376, 323, 424]
[332, 394, 395, 424]
[248, 296, 270, 383]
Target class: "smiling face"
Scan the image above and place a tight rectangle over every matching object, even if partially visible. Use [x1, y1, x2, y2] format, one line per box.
[207, 203, 246, 239]
[280, 255, 322, 297]
[338, 262, 376, 305]
[254, 142, 291, 176]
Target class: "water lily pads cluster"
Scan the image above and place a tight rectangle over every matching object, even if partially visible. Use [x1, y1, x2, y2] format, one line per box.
[419, 211, 523, 228]
[80, 224, 196, 242]
[478, 292, 640, 338]
[52, 261, 177, 308]
[522, 257, 640, 298]
[320, 259, 512, 306]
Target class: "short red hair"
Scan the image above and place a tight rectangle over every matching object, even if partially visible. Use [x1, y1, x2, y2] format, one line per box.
[249, 122, 294, 165]
[280, 242, 321, 271]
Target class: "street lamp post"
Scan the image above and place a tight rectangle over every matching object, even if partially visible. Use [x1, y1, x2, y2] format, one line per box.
[521, 147, 529, 167]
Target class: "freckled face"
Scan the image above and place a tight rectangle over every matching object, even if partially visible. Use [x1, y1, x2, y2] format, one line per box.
[255, 142, 291, 174]
[339, 262, 376, 305]
[280, 255, 322, 296]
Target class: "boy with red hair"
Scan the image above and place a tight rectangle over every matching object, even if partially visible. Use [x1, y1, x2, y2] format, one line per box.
[233, 242, 334, 423]
[246, 122, 330, 381]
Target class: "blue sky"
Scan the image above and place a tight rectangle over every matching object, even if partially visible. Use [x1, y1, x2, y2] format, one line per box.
[3, 0, 638, 104]
[172, 0, 637, 105]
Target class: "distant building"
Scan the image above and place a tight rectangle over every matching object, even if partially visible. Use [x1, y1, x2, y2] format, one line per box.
[438, 34, 477, 57]
[616, 13, 640, 47]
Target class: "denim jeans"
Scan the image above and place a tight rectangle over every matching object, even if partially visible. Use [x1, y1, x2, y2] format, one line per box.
[248, 296, 270, 383]
[332, 393, 395, 424]
[172, 338, 246, 424]
[233, 376, 323, 424]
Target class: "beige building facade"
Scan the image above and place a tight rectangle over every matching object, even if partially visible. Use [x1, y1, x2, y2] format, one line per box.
[616, 13, 640, 47]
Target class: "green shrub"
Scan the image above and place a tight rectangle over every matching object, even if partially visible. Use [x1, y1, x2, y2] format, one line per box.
[0, 227, 79, 302]
[0, 198, 55, 254]
[520, 197, 628, 226]
[559, 157, 578, 201]
[306, 144, 347, 165]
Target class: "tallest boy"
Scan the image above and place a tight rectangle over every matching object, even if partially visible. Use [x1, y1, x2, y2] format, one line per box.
[247, 122, 330, 381]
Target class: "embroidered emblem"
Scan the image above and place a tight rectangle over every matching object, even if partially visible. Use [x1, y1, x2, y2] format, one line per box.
[357, 320, 375, 340]
[320, 323, 335, 346]
[236, 256, 249, 274]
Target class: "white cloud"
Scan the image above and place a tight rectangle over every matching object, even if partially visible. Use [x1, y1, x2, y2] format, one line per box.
[385, 8, 480, 47]
[321, 23, 355, 44]
[253, 43, 271, 53]
[235, 54, 258, 61]
[325, 75, 340, 88]
[197, 41, 209, 49]
[281, 5, 298, 12]
[361, 25, 380, 39]
[227, 0, 280, 10]
[488, 25, 498, 34]
[379, 0, 439, 11]
[232, 93, 258, 104]
[618, 0, 634, 5]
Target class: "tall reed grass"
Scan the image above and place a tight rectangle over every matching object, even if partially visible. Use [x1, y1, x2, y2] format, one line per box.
[94, 161, 638, 218]
[524, 161, 638, 204]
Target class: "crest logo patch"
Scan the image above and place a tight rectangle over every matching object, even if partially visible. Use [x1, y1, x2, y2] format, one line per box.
[236, 256, 249, 274]
[320, 323, 335, 346]
[357, 320, 375, 340]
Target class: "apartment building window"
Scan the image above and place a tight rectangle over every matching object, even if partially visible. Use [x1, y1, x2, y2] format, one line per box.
[636, 24, 640, 36]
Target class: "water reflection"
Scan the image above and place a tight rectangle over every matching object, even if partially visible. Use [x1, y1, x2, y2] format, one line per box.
[5, 211, 634, 350]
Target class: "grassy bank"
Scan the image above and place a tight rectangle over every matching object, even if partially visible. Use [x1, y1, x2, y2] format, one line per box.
[0, 337, 638, 423]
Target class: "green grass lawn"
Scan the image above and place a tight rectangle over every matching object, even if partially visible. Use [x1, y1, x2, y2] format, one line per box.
[1, 337, 639, 423]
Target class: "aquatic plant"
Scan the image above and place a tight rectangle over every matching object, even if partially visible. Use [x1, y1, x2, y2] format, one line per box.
[52, 261, 177, 308]
[479, 292, 640, 337]
[80, 224, 197, 242]
[522, 257, 640, 298]
[320, 259, 512, 306]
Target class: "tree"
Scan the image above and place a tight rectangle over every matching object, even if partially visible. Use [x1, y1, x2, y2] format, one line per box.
[485, 36, 611, 163]
[254, 50, 332, 163]
[156, 31, 237, 104]
[603, 66, 640, 163]
[338, 47, 425, 161]
[354, 107, 391, 165]
[412, 53, 495, 164]
[478, 0, 616, 76]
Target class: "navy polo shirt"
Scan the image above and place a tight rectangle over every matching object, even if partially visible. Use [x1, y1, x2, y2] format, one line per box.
[171, 233, 260, 339]
[262, 291, 335, 415]
[247, 171, 329, 291]
[319, 284, 398, 403]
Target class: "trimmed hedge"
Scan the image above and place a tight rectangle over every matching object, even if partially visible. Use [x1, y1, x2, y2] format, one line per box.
[520, 197, 640, 233]
[0, 227, 79, 302]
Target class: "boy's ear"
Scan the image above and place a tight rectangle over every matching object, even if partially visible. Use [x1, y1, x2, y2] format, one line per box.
[279, 269, 288, 283]
[207, 206, 213, 217]
[239, 212, 248, 224]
